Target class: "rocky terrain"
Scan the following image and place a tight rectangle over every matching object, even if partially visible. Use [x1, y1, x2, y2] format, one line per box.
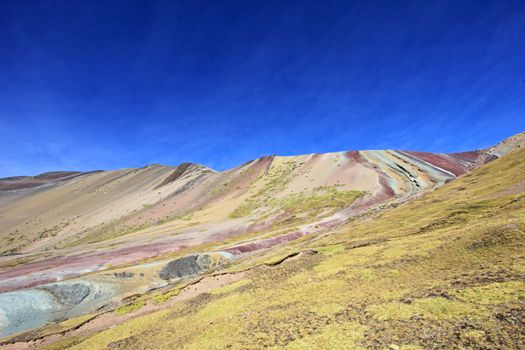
[0, 131, 523, 349]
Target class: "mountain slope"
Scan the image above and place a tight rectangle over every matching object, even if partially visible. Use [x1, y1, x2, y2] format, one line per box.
[0, 163, 214, 254]
[1, 146, 498, 257]
[0, 148, 491, 295]
[0, 132, 523, 346]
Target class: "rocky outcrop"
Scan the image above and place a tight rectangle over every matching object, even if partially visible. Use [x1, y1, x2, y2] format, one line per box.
[41, 282, 91, 305]
[154, 163, 212, 189]
[113, 271, 134, 279]
[159, 253, 230, 280]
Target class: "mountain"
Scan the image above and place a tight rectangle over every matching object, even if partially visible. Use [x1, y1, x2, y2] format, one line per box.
[0, 132, 523, 348]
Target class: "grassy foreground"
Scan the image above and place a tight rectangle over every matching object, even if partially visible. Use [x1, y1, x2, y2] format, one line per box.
[43, 147, 525, 349]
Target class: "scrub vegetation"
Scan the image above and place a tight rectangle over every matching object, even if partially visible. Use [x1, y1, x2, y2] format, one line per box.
[231, 183, 366, 219]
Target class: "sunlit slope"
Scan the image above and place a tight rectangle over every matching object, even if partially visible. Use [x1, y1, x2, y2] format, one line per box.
[9, 137, 522, 349]
[0, 133, 523, 346]
[1, 148, 484, 257]
[0, 148, 488, 297]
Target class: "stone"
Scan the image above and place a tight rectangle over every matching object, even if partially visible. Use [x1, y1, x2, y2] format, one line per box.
[41, 282, 90, 305]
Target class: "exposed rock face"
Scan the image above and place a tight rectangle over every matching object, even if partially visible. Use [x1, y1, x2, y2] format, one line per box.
[40, 282, 91, 305]
[487, 131, 525, 157]
[154, 163, 212, 189]
[159, 255, 204, 280]
[159, 254, 226, 280]
[0, 280, 116, 338]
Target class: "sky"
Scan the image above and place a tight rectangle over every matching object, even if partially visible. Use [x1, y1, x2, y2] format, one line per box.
[0, 0, 524, 176]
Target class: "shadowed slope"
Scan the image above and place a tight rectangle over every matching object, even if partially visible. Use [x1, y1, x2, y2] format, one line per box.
[0, 172, 99, 191]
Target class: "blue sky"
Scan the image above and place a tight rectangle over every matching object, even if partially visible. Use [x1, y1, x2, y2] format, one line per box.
[0, 0, 524, 176]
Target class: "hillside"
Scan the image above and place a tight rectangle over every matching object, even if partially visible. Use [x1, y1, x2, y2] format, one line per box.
[0, 146, 497, 295]
[0, 132, 524, 349]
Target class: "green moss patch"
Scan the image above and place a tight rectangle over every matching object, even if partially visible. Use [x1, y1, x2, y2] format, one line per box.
[114, 300, 146, 315]
[451, 281, 525, 305]
[279, 187, 366, 214]
[316, 244, 345, 255]
[230, 181, 366, 219]
[152, 288, 180, 304]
